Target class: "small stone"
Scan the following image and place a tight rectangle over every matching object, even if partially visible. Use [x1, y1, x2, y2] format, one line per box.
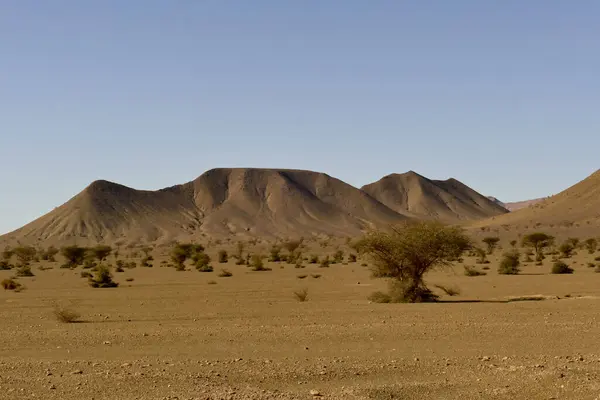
[49, 385, 56, 390]
[310, 389, 322, 396]
[121, 363, 132, 368]
[103, 341, 111, 345]
[481, 356, 491, 362]
[71, 370, 83, 375]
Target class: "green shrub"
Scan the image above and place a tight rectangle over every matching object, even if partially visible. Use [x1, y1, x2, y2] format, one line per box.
[551, 261, 574, 274]
[60, 246, 87, 268]
[498, 251, 521, 275]
[333, 250, 344, 264]
[268, 246, 282, 262]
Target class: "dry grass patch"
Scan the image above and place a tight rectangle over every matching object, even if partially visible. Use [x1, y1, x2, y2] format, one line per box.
[434, 284, 461, 296]
[53, 304, 81, 323]
[1, 278, 22, 291]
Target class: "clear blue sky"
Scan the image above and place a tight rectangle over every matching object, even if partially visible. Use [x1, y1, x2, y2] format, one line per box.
[1, 1, 599, 235]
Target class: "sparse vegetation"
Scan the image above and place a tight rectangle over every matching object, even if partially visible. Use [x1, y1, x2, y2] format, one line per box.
[355, 221, 470, 303]
[61, 246, 87, 268]
[551, 261, 574, 274]
[482, 237, 500, 254]
[585, 238, 598, 254]
[218, 250, 228, 263]
[309, 255, 319, 264]
[91, 245, 112, 261]
[559, 241, 575, 258]
[250, 254, 270, 271]
[13, 246, 37, 266]
[53, 304, 81, 323]
[464, 265, 486, 277]
[297, 274, 307, 279]
[348, 253, 357, 263]
[521, 233, 554, 259]
[88, 265, 119, 288]
[311, 274, 321, 279]
[15, 265, 34, 277]
[498, 250, 521, 275]
[1, 278, 21, 291]
[474, 248, 489, 264]
[332, 250, 344, 264]
[268, 245, 282, 262]
[319, 256, 331, 268]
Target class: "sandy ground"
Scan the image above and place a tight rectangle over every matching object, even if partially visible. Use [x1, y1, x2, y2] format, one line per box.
[2, 253, 600, 400]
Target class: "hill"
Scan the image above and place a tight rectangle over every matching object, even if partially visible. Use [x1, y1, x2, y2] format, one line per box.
[362, 171, 508, 222]
[473, 169, 600, 233]
[0, 168, 407, 245]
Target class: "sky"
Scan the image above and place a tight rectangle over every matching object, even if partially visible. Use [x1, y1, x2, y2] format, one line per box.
[1, 1, 599, 235]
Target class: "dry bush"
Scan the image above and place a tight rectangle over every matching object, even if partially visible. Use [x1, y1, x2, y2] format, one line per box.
[293, 288, 308, 302]
[311, 274, 321, 279]
[207, 280, 217, 285]
[464, 265, 486, 276]
[250, 254, 271, 271]
[53, 305, 81, 323]
[296, 274, 308, 279]
[1, 278, 21, 291]
[15, 265, 34, 277]
[218, 250, 228, 263]
[498, 251, 521, 275]
[88, 265, 119, 288]
[218, 269, 233, 277]
[551, 261, 573, 274]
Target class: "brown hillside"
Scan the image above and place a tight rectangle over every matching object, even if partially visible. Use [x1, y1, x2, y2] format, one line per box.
[1, 168, 407, 245]
[474, 169, 600, 231]
[503, 198, 546, 211]
[361, 171, 508, 222]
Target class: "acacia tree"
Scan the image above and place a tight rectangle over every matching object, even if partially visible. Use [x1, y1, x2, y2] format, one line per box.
[61, 246, 87, 268]
[521, 233, 554, 259]
[482, 237, 500, 255]
[355, 221, 471, 303]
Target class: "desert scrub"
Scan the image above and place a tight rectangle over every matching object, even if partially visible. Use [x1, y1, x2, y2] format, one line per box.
[296, 274, 308, 279]
[53, 305, 81, 323]
[311, 274, 322, 279]
[250, 254, 271, 271]
[309, 255, 319, 264]
[463, 265, 486, 277]
[551, 261, 574, 274]
[15, 265, 34, 277]
[1, 278, 21, 291]
[218, 250, 228, 263]
[348, 253, 357, 263]
[319, 256, 331, 268]
[217, 269, 232, 277]
[88, 265, 119, 288]
[498, 250, 521, 275]
[0, 261, 12, 270]
[80, 271, 92, 278]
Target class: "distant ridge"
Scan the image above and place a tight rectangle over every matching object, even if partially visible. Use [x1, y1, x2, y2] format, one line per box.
[474, 169, 600, 229]
[0, 168, 407, 245]
[362, 171, 508, 222]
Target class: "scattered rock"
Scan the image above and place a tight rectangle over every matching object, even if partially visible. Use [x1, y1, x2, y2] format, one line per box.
[310, 389, 322, 397]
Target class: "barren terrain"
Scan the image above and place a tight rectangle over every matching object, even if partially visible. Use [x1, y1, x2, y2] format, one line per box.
[2, 244, 600, 400]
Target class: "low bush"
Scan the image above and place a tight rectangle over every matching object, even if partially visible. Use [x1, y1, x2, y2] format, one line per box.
[53, 305, 80, 323]
[217, 269, 232, 277]
[15, 265, 34, 277]
[1, 278, 21, 291]
[463, 265, 486, 277]
[311, 274, 321, 279]
[551, 261, 574, 274]
[498, 251, 521, 275]
[88, 265, 119, 288]
[297, 274, 307, 279]
[309, 255, 319, 264]
[218, 250, 228, 263]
